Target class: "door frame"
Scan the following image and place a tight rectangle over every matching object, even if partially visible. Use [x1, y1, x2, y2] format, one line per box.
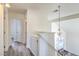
[4, 8, 27, 52]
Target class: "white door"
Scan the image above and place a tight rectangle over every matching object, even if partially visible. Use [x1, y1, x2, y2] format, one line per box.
[9, 12, 26, 44]
[10, 19, 21, 42]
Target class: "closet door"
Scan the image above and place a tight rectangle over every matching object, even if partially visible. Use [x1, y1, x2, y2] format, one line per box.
[9, 11, 26, 44]
[10, 19, 21, 42]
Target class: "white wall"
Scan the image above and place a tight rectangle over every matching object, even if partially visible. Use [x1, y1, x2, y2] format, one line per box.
[60, 19, 79, 55]
[0, 4, 4, 55]
[66, 32, 79, 55]
[26, 8, 51, 54]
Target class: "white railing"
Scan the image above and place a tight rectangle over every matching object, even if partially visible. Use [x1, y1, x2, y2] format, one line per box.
[30, 32, 62, 56]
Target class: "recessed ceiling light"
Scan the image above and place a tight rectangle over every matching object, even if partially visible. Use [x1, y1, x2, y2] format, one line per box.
[5, 4, 11, 8]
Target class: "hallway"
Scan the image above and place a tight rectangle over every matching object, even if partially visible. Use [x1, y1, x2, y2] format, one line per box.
[0, 3, 79, 56]
[4, 41, 33, 56]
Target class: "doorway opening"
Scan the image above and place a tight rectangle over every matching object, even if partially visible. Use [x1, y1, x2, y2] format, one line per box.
[4, 8, 27, 53]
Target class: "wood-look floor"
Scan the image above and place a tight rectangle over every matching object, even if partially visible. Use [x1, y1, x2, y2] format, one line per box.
[4, 41, 34, 56]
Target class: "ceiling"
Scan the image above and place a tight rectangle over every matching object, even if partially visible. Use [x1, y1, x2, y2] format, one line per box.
[48, 3, 79, 21]
[9, 3, 79, 20]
